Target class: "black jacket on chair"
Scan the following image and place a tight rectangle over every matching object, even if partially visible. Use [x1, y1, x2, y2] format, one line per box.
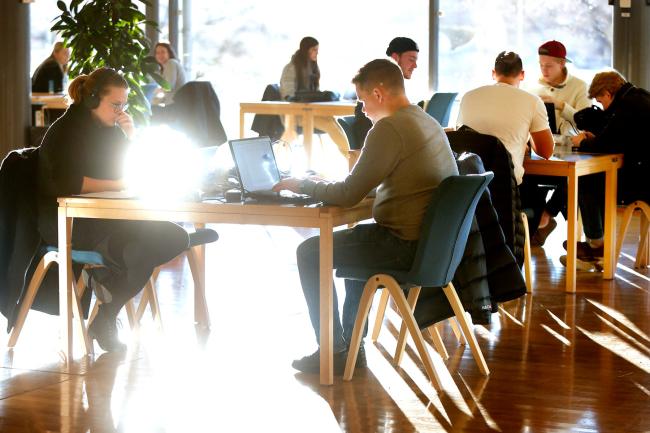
[251, 84, 285, 141]
[446, 128, 525, 267]
[0, 148, 86, 331]
[414, 152, 527, 328]
[161, 81, 228, 147]
[31, 57, 64, 93]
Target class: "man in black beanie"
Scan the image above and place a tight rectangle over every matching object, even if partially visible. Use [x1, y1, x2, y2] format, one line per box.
[352, 37, 419, 151]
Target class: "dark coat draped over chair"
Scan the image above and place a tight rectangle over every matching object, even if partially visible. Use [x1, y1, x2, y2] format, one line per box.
[0, 148, 85, 331]
[251, 84, 285, 141]
[156, 81, 228, 147]
[414, 152, 527, 328]
[446, 127, 526, 267]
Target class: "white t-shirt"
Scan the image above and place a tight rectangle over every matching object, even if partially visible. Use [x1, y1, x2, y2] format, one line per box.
[456, 82, 550, 184]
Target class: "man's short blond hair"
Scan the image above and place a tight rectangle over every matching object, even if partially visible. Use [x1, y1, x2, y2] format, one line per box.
[588, 70, 627, 99]
[352, 59, 405, 94]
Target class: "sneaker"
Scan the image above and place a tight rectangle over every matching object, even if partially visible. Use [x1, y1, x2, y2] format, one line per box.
[82, 269, 112, 304]
[562, 240, 604, 260]
[292, 346, 367, 375]
[532, 218, 557, 246]
[88, 305, 126, 352]
[559, 255, 603, 272]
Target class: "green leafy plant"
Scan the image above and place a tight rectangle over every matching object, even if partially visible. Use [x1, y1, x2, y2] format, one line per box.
[51, 0, 166, 125]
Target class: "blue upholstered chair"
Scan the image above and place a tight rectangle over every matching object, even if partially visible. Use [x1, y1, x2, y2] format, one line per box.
[336, 173, 493, 388]
[425, 92, 458, 127]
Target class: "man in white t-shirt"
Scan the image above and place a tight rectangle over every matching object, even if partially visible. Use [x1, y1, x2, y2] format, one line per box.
[456, 51, 554, 185]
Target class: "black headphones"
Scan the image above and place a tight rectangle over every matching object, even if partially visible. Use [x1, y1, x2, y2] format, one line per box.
[83, 68, 117, 110]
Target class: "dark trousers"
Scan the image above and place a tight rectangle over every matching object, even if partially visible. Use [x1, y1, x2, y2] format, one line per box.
[296, 223, 418, 352]
[58, 219, 189, 314]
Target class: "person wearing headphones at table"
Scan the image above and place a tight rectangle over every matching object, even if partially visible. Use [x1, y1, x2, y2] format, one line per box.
[37, 67, 189, 352]
[526, 40, 592, 245]
[279, 36, 349, 158]
[352, 37, 420, 148]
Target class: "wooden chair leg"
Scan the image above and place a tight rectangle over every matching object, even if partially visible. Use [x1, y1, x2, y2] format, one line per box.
[7, 253, 57, 348]
[394, 286, 421, 365]
[449, 317, 466, 345]
[635, 203, 650, 268]
[521, 212, 532, 293]
[442, 282, 490, 376]
[385, 277, 443, 390]
[616, 202, 637, 264]
[125, 301, 137, 330]
[428, 323, 449, 360]
[344, 279, 380, 381]
[70, 278, 93, 356]
[371, 289, 389, 342]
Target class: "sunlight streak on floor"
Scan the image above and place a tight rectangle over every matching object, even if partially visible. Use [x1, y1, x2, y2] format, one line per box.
[541, 324, 571, 346]
[594, 313, 650, 357]
[614, 273, 650, 294]
[577, 327, 650, 374]
[497, 307, 524, 327]
[457, 373, 501, 432]
[586, 299, 650, 344]
[546, 310, 571, 330]
[616, 263, 650, 283]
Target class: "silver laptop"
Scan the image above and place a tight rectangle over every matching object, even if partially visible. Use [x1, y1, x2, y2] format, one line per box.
[228, 136, 319, 204]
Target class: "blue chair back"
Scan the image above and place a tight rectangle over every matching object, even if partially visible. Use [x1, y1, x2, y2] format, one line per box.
[425, 92, 458, 127]
[407, 172, 493, 287]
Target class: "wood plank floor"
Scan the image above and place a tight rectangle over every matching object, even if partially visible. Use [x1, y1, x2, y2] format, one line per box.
[0, 215, 648, 433]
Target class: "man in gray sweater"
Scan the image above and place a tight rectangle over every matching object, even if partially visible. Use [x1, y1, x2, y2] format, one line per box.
[274, 59, 458, 374]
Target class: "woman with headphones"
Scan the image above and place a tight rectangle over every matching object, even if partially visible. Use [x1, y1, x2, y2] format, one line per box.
[37, 67, 190, 352]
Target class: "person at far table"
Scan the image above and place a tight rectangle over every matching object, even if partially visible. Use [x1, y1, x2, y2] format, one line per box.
[273, 59, 458, 375]
[565, 70, 650, 264]
[526, 40, 592, 245]
[152, 42, 187, 105]
[32, 41, 71, 93]
[352, 37, 420, 148]
[456, 50, 554, 233]
[38, 67, 190, 352]
[279, 36, 349, 158]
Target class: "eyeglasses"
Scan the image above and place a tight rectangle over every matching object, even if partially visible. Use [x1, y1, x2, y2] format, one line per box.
[109, 102, 129, 113]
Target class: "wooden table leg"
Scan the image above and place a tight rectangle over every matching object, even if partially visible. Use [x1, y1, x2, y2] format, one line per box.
[58, 208, 74, 362]
[566, 173, 578, 293]
[239, 109, 245, 138]
[303, 110, 314, 168]
[603, 166, 618, 279]
[319, 217, 334, 385]
[190, 222, 210, 329]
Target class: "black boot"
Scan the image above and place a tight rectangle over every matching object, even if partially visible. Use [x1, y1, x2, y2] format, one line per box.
[88, 305, 126, 353]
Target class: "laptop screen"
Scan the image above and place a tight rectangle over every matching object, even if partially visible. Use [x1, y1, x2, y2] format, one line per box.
[229, 137, 281, 193]
[544, 102, 558, 134]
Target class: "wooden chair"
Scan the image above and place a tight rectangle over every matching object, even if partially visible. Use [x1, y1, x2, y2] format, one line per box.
[7, 248, 105, 356]
[338, 173, 493, 387]
[616, 200, 650, 268]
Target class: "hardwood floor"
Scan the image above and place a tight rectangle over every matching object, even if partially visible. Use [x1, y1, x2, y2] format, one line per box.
[0, 216, 648, 432]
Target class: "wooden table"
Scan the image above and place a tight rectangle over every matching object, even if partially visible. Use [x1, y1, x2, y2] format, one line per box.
[523, 150, 623, 293]
[239, 101, 356, 165]
[31, 93, 68, 126]
[57, 196, 373, 385]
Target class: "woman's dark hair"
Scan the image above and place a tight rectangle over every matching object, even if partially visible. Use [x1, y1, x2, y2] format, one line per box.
[291, 36, 320, 91]
[68, 67, 128, 106]
[155, 42, 177, 62]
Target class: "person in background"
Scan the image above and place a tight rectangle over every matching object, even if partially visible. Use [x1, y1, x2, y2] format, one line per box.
[457, 51, 554, 185]
[279, 36, 349, 158]
[32, 42, 71, 93]
[527, 40, 592, 245]
[38, 67, 189, 352]
[273, 59, 458, 374]
[352, 37, 419, 147]
[153, 42, 187, 105]
[566, 70, 650, 265]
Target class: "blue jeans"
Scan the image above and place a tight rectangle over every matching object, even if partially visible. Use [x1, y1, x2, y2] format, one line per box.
[296, 223, 418, 352]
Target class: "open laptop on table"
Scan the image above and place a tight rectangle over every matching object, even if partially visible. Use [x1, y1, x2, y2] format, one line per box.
[229, 136, 320, 205]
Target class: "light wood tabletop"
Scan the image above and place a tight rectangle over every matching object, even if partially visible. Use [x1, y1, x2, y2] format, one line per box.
[523, 150, 623, 293]
[57, 195, 373, 385]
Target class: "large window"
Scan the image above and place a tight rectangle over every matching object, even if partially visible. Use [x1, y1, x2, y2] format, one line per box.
[30, 3, 63, 75]
[438, 0, 613, 94]
[187, 0, 429, 137]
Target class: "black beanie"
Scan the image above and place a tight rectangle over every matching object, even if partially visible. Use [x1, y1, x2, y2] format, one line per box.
[386, 37, 419, 56]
